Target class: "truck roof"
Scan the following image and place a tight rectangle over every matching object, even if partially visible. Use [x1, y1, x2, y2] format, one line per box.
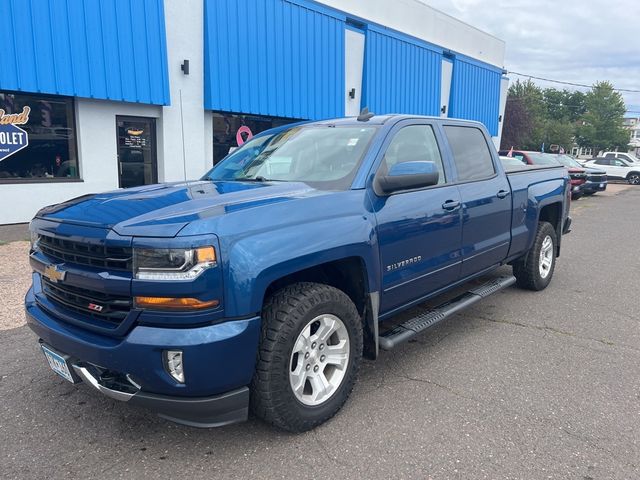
[311, 114, 486, 128]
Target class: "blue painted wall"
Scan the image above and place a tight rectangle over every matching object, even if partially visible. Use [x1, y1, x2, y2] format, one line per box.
[448, 57, 501, 136]
[204, 0, 345, 119]
[0, 0, 170, 105]
[362, 26, 442, 117]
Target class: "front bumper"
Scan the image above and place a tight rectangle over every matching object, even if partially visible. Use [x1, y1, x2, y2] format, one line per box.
[583, 181, 607, 193]
[26, 286, 261, 427]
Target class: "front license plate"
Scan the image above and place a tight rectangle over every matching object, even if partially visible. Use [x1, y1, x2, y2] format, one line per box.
[41, 344, 75, 383]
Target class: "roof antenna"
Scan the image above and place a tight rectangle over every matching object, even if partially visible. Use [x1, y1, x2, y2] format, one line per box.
[357, 107, 374, 122]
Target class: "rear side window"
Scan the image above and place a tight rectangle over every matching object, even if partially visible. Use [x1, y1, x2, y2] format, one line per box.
[444, 126, 496, 182]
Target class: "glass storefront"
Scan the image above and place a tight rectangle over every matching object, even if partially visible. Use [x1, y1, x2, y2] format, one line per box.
[116, 116, 157, 188]
[0, 91, 78, 182]
[213, 112, 301, 165]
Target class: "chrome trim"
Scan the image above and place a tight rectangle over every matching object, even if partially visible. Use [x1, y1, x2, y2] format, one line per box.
[72, 365, 136, 402]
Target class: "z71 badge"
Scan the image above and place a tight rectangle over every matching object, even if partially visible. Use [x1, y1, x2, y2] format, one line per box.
[43, 264, 67, 283]
[386, 256, 422, 272]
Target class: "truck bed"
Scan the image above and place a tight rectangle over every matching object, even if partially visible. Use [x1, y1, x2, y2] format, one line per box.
[505, 164, 567, 261]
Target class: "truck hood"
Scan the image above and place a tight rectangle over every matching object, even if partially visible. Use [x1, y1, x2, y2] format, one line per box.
[36, 180, 319, 237]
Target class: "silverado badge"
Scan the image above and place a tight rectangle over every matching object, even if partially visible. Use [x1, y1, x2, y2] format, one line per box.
[43, 264, 67, 283]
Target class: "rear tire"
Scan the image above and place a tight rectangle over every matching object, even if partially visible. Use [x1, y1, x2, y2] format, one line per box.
[513, 221, 557, 291]
[251, 282, 363, 432]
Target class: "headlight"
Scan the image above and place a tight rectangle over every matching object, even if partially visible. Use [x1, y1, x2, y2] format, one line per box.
[134, 246, 217, 280]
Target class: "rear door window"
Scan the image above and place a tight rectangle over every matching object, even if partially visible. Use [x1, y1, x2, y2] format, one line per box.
[443, 126, 496, 182]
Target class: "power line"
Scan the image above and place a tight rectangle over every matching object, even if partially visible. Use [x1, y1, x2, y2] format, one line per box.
[507, 71, 640, 94]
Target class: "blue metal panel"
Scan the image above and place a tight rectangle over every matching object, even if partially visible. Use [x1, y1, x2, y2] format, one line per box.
[0, 0, 170, 105]
[204, 0, 345, 119]
[449, 58, 501, 136]
[362, 27, 442, 116]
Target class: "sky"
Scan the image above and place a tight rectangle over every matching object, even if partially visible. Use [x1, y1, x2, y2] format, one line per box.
[421, 0, 640, 114]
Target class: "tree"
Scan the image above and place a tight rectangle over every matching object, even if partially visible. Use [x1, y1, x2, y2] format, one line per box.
[500, 80, 545, 150]
[575, 81, 628, 155]
[501, 96, 532, 150]
[543, 88, 586, 123]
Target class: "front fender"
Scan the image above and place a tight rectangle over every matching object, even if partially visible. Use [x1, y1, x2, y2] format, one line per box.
[222, 216, 379, 316]
[208, 190, 379, 317]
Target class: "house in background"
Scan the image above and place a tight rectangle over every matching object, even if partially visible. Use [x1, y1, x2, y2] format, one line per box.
[623, 113, 640, 155]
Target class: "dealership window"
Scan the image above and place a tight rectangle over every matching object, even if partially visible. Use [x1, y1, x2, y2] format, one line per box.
[0, 92, 78, 182]
[213, 112, 301, 165]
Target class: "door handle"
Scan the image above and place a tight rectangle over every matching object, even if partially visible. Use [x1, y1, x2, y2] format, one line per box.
[497, 189, 510, 199]
[442, 200, 461, 211]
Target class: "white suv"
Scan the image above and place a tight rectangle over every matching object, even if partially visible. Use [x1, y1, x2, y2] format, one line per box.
[603, 152, 640, 165]
[582, 157, 640, 185]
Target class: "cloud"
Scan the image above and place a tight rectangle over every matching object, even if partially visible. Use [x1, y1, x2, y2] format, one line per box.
[419, 0, 640, 108]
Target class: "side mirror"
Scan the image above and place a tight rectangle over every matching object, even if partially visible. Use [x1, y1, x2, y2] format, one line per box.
[375, 161, 439, 195]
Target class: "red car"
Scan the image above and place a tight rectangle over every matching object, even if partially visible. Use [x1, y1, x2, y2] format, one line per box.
[499, 150, 586, 199]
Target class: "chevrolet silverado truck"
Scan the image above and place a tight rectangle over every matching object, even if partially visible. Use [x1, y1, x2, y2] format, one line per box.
[26, 114, 571, 432]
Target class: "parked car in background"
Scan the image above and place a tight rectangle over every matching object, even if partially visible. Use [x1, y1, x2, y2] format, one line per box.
[603, 151, 640, 165]
[582, 157, 640, 185]
[555, 154, 607, 195]
[498, 150, 587, 199]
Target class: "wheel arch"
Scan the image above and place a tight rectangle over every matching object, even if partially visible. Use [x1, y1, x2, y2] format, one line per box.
[626, 171, 640, 184]
[260, 256, 380, 360]
[538, 201, 563, 256]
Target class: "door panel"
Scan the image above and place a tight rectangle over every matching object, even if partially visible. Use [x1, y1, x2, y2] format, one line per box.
[457, 176, 512, 276]
[374, 186, 463, 313]
[442, 125, 511, 277]
[344, 28, 365, 117]
[371, 122, 462, 314]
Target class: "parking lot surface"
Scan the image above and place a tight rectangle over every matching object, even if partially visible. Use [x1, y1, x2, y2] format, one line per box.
[1, 186, 639, 479]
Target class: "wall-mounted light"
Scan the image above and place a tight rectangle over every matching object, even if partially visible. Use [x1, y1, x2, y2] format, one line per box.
[348, 88, 356, 99]
[181, 60, 190, 75]
[441, 105, 447, 114]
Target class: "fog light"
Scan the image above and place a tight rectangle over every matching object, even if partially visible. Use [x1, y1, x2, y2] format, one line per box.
[164, 350, 185, 383]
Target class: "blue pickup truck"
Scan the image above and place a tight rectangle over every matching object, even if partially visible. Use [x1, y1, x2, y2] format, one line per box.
[26, 114, 571, 432]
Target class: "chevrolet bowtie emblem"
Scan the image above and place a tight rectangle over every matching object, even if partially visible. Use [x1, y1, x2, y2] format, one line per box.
[43, 264, 67, 283]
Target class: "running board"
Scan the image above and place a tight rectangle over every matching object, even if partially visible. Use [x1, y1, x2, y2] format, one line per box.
[378, 275, 516, 351]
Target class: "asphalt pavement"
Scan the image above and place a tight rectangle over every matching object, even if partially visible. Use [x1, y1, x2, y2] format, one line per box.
[1, 187, 639, 479]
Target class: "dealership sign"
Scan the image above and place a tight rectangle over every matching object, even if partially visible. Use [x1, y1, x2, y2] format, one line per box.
[0, 106, 30, 162]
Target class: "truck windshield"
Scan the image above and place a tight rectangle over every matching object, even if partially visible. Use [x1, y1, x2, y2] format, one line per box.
[204, 125, 377, 190]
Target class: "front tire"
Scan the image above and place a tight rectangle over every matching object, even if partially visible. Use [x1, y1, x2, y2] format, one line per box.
[627, 172, 640, 185]
[513, 221, 557, 291]
[251, 282, 363, 432]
